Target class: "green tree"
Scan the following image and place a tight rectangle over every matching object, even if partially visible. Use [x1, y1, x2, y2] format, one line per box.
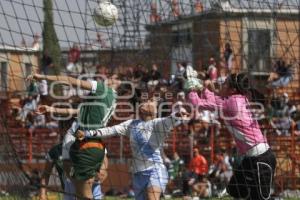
[42, 0, 61, 75]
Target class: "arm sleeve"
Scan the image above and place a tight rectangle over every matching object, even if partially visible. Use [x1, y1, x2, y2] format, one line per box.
[85, 120, 132, 138]
[152, 116, 178, 135]
[149, 116, 181, 148]
[90, 80, 111, 95]
[188, 89, 224, 111]
[88, 80, 98, 94]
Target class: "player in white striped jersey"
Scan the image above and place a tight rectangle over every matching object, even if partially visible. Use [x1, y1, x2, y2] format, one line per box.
[76, 100, 190, 200]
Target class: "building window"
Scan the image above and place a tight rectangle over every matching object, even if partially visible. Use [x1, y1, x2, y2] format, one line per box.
[172, 28, 192, 47]
[248, 29, 271, 72]
[24, 63, 32, 77]
[0, 62, 8, 91]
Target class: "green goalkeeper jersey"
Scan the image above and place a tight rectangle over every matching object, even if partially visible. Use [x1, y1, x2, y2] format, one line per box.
[78, 80, 117, 130]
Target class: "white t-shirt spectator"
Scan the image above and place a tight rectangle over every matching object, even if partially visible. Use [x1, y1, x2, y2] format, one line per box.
[39, 80, 48, 96]
[207, 65, 218, 82]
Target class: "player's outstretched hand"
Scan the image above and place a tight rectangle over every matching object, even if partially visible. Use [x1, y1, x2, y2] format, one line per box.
[26, 73, 42, 82]
[35, 105, 50, 115]
[75, 130, 85, 141]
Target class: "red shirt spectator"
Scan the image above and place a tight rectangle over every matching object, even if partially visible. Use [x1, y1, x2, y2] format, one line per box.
[189, 148, 208, 176]
[68, 44, 81, 63]
[195, 0, 204, 13]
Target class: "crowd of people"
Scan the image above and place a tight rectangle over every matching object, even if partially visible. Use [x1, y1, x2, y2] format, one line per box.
[9, 40, 300, 200]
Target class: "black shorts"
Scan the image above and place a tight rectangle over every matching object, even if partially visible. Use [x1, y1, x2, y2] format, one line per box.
[227, 149, 276, 200]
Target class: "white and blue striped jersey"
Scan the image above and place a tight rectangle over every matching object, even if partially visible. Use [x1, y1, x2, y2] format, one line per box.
[86, 116, 180, 173]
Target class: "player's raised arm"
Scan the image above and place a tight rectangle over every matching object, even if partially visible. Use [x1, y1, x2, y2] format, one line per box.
[185, 78, 224, 111]
[77, 119, 132, 139]
[152, 110, 190, 134]
[36, 105, 78, 116]
[27, 73, 93, 91]
[149, 110, 190, 149]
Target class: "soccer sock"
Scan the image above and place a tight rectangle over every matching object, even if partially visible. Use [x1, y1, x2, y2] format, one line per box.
[92, 182, 102, 200]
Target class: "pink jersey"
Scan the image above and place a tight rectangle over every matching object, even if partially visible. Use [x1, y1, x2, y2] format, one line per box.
[188, 89, 267, 155]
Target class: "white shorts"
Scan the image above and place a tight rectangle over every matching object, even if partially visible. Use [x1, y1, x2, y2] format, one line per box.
[62, 122, 77, 160]
[63, 178, 76, 200]
[133, 165, 168, 200]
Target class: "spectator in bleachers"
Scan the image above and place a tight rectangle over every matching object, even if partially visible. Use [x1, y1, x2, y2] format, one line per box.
[208, 149, 233, 196]
[173, 62, 186, 90]
[270, 116, 293, 136]
[196, 110, 221, 138]
[176, 91, 185, 103]
[32, 33, 40, 51]
[224, 43, 234, 70]
[182, 148, 208, 197]
[125, 66, 134, 81]
[267, 59, 293, 88]
[185, 63, 198, 79]
[216, 67, 228, 92]
[132, 64, 147, 89]
[16, 94, 40, 123]
[197, 110, 210, 138]
[38, 79, 48, 104]
[192, 176, 212, 198]
[270, 93, 296, 118]
[95, 65, 108, 81]
[148, 63, 161, 81]
[41, 49, 53, 75]
[207, 57, 218, 83]
[28, 113, 58, 137]
[294, 111, 300, 135]
[194, 0, 204, 13]
[133, 64, 144, 82]
[38, 80, 48, 96]
[166, 152, 185, 197]
[27, 79, 39, 97]
[147, 80, 159, 97]
[162, 151, 171, 170]
[66, 43, 81, 74]
[168, 152, 185, 181]
[268, 93, 296, 136]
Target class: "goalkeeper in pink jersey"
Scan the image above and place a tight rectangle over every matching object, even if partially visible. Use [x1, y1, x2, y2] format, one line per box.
[185, 73, 276, 200]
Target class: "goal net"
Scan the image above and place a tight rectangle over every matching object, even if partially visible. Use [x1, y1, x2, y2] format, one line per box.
[0, 0, 299, 199]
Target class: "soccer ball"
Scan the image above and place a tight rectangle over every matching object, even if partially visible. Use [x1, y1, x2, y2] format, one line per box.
[93, 1, 118, 26]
